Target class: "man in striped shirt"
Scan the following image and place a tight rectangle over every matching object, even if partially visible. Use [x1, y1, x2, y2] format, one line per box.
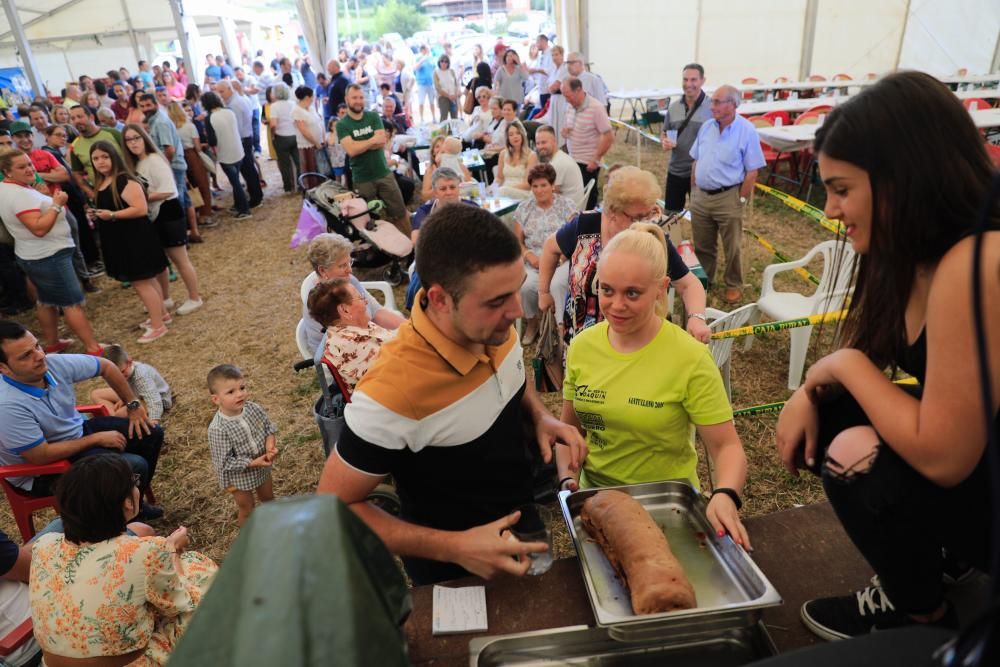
[562, 76, 613, 209]
[318, 204, 587, 585]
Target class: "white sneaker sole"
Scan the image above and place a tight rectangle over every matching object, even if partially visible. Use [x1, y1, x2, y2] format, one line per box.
[800, 602, 851, 641]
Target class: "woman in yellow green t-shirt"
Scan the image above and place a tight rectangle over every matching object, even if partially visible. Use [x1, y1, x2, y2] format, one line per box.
[556, 222, 751, 549]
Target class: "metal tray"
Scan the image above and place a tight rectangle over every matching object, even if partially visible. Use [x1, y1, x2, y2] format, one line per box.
[469, 621, 778, 666]
[558, 481, 781, 629]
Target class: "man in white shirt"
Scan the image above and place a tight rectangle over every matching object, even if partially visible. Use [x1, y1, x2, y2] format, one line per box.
[534, 124, 584, 207]
[565, 52, 607, 107]
[529, 35, 555, 109]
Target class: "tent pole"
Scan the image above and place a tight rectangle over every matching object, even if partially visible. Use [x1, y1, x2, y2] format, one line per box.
[119, 0, 142, 66]
[893, 0, 911, 71]
[1, 2, 47, 96]
[219, 16, 241, 67]
[992, 29, 1000, 75]
[798, 0, 819, 81]
[169, 0, 200, 87]
[694, 0, 702, 62]
[322, 0, 339, 64]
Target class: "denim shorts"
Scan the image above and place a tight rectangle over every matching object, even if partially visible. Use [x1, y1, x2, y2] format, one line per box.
[16, 247, 85, 307]
[172, 167, 192, 210]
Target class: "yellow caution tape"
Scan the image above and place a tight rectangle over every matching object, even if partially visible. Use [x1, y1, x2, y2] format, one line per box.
[711, 309, 848, 340]
[754, 183, 846, 236]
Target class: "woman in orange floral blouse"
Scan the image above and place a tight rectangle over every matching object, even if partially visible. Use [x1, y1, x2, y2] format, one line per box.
[29, 456, 217, 666]
[308, 277, 397, 392]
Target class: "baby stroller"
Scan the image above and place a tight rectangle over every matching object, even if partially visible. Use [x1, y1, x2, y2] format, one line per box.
[299, 173, 413, 286]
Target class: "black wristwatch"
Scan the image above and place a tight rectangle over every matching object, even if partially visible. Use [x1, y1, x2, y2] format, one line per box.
[712, 487, 743, 511]
[125, 399, 141, 412]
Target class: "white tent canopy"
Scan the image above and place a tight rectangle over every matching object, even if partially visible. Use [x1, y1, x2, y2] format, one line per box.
[1, 0, 998, 99]
[561, 0, 1000, 93]
[0, 0, 292, 94]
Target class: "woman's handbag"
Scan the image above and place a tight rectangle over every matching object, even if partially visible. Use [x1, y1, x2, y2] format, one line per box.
[188, 187, 204, 209]
[463, 87, 476, 115]
[533, 309, 564, 392]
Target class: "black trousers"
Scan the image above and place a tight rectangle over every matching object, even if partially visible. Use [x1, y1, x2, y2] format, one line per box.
[240, 138, 264, 206]
[577, 162, 600, 210]
[0, 243, 31, 310]
[31, 417, 164, 498]
[664, 170, 692, 212]
[815, 388, 991, 615]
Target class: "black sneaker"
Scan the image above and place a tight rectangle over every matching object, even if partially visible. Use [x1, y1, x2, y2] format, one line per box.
[136, 503, 165, 521]
[86, 262, 105, 277]
[941, 549, 977, 586]
[801, 578, 957, 641]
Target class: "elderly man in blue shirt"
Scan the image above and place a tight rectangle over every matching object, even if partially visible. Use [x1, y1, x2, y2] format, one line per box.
[215, 80, 264, 208]
[0, 321, 164, 519]
[689, 84, 766, 303]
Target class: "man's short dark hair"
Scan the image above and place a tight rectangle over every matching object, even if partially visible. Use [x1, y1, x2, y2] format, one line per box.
[566, 77, 584, 93]
[207, 363, 243, 393]
[501, 99, 518, 112]
[137, 60, 147, 67]
[379, 83, 391, 92]
[683, 63, 705, 77]
[346, 83, 363, 95]
[56, 455, 134, 544]
[0, 321, 29, 364]
[535, 124, 556, 138]
[138, 93, 157, 105]
[417, 205, 521, 302]
[101, 343, 129, 367]
[253, 60, 264, 69]
[70, 104, 94, 118]
[93, 81, 107, 96]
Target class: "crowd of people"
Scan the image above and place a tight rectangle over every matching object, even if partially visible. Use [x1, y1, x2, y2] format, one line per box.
[0, 28, 996, 666]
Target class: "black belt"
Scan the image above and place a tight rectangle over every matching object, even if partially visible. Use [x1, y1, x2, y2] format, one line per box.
[700, 184, 739, 196]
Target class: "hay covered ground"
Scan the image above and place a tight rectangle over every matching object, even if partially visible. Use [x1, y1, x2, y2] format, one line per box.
[1, 119, 840, 563]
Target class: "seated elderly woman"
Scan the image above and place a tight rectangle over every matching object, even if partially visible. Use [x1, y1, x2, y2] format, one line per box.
[537, 166, 711, 346]
[300, 233, 405, 358]
[29, 455, 217, 666]
[512, 163, 578, 345]
[557, 223, 750, 551]
[308, 278, 397, 391]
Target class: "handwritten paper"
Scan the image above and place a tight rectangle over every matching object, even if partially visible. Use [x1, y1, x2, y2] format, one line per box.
[432, 585, 488, 635]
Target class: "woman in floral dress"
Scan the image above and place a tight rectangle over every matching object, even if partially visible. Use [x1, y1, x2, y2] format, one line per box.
[30, 456, 216, 666]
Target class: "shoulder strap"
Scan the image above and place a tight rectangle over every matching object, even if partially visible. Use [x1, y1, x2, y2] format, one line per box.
[674, 91, 706, 139]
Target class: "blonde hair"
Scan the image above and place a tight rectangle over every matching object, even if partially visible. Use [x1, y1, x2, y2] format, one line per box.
[166, 101, 187, 129]
[600, 222, 669, 318]
[307, 233, 353, 272]
[429, 135, 447, 163]
[602, 166, 660, 213]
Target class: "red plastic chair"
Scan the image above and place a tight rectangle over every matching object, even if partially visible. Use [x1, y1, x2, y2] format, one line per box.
[806, 104, 833, 115]
[761, 110, 791, 127]
[0, 618, 33, 658]
[772, 76, 792, 101]
[802, 74, 827, 99]
[963, 98, 992, 111]
[749, 116, 799, 186]
[0, 404, 155, 541]
[741, 77, 760, 101]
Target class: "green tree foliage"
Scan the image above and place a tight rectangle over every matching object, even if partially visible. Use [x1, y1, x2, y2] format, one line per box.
[372, 0, 429, 38]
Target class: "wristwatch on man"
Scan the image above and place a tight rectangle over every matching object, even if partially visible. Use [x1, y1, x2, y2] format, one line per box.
[125, 399, 141, 412]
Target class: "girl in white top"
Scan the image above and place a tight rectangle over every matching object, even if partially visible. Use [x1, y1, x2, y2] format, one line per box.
[497, 120, 537, 199]
[122, 124, 203, 318]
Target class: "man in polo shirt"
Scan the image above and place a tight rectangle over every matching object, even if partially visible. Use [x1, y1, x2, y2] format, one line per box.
[689, 84, 766, 303]
[534, 124, 584, 207]
[662, 64, 713, 217]
[0, 321, 164, 519]
[562, 76, 613, 210]
[336, 84, 411, 235]
[319, 205, 586, 585]
[68, 105, 124, 202]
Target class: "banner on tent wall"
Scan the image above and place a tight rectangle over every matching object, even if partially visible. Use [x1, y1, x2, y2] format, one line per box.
[0, 68, 36, 114]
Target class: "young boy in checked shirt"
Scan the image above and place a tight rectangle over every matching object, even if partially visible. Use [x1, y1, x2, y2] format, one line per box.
[206, 364, 278, 526]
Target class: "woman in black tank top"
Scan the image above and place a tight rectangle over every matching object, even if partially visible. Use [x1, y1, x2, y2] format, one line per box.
[773, 72, 1000, 645]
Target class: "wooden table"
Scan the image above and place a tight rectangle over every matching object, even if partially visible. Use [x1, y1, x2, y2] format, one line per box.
[405, 502, 874, 666]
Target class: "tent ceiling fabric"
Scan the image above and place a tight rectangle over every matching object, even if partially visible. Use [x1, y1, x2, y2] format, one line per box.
[0, 0, 260, 45]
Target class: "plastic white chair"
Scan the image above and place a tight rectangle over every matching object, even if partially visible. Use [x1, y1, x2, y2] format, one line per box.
[706, 305, 758, 402]
[577, 179, 595, 211]
[746, 240, 856, 389]
[441, 118, 468, 136]
[295, 319, 312, 360]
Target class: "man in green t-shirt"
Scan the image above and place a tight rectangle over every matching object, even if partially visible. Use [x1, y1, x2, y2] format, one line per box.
[68, 105, 125, 200]
[336, 84, 410, 235]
